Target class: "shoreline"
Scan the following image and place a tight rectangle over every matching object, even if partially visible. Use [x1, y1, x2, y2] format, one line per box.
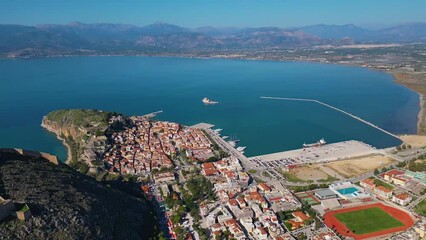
[20, 54, 424, 152]
[41, 118, 72, 164]
[416, 92, 424, 134]
[389, 71, 426, 135]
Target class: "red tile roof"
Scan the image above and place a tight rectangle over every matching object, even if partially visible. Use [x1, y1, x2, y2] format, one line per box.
[384, 169, 404, 177]
[229, 198, 238, 206]
[201, 162, 215, 169]
[361, 178, 375, 186]
[376, 185, 392, 193]
[394, 192, 410, 200]
[258, 182, 272, 192]
[292, 211, 309, 221]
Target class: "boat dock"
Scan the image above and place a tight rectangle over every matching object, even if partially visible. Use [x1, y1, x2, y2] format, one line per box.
[191, 122, 215, 129]
[260, 96, 401, 140]
[249, 140, 378, 163]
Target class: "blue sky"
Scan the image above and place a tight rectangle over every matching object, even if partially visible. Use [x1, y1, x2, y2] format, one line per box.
[1, 0, 425, 28]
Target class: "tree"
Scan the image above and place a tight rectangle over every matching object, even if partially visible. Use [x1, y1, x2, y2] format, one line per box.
[314, 218, 321, 230]
[158, 232, 167, 240]
[374, 168, 379, 175]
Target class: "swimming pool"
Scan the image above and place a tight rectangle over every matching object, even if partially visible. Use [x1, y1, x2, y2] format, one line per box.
[336, 187, 359, 195]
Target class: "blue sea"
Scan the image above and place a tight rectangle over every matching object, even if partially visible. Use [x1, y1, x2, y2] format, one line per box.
[0, 57, 419, 161]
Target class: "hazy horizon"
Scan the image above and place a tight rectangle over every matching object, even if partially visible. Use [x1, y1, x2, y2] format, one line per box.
[1, 0, 426, 28]
[2, 20, 426, 31]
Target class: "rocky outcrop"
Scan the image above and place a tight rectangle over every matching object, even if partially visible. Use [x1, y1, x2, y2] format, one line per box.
[0, 150, 158, 239]
[41, 116, 82, 140]
[41, 110, 112, 169]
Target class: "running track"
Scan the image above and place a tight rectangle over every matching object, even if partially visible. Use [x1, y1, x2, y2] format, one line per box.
[323, 203, 414, 239]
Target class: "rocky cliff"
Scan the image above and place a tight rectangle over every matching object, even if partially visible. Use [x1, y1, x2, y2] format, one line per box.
[41, 109, 115, 172]
[0, 149, 158, 239]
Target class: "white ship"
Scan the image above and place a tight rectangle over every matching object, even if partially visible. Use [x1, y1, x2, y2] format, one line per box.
[236, 146, 246, 152]
[202, 97, 218, 104]
[222, 136, 229, 140]
[228, 141, 236, 147]
[213, 128, 222, 134]
[303, 138, 326, 148]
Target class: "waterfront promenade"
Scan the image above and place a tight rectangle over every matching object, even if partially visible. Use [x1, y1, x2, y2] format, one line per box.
[260, 96, 401, 140]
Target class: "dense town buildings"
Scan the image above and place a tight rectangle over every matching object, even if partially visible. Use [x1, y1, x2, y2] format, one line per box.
[103, 116, 214, 176]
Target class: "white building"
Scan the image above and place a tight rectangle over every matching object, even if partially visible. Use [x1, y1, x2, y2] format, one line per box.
[392, 193, 412, 206]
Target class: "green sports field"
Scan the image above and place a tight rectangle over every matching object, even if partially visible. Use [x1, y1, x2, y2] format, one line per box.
[334, 207, 404, 234]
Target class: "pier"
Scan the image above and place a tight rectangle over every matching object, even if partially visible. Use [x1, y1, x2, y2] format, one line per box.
[143, 110, 163, 118]
[260, 96, 401, 140]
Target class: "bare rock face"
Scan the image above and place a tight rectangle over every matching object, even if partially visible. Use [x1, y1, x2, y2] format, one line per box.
[0, 151, 158, 240]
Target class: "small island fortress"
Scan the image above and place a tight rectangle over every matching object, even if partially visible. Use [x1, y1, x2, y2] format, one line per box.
[202, 97, 218, 104]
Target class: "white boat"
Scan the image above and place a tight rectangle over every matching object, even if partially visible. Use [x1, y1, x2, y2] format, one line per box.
[303, 138, 326, 148]
[236, 146, 246, 152]
[222, 136, 229, 140]
[202, 97, 218, 104]
[228, 141, 236, 147]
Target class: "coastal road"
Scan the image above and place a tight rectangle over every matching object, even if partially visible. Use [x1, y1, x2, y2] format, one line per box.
[205, 128, 252, 166]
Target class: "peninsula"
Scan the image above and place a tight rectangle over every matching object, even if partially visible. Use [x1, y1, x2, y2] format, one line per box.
[37, 108, 426, 240]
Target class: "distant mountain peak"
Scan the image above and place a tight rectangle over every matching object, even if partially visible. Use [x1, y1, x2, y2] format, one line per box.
[68, 21, 85, 26]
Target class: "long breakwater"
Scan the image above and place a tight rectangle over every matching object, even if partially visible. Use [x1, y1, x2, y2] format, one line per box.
[260, 96, 400, 140]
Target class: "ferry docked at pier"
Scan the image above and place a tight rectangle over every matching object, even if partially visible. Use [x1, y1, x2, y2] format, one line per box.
[303, 138, 326, 148]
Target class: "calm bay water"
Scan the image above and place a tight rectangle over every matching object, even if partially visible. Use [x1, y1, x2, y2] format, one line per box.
[0, 56, 419, 160]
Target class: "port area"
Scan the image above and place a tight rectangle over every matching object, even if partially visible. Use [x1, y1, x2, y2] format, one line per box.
[197, 123, 390, 172]
[190, 122, 215, 129]
[249, 140, 378, 165]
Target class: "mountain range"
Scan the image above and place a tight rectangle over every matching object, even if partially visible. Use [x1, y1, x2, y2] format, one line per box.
[1, 22, 426, 57]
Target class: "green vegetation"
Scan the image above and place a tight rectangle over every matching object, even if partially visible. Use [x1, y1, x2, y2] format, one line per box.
[408, 158, 426, 172]
[46, 109, 111, 129]
[253, 177, 265, 183]
[396, 161, 407, 168]
[295, 233, 307, 240]
[414, 199, 426, 217]
[396, 144, 412, 151]
[318, 175, 339, 183]
[18, 204, 29, 212]
[289, 184, 328, 193]
[262, 171, 272, 178]
[200, 129, 229, 161]
[373, 178, 394, 190]
[334, 207, 403, 234]
[64, 134, 89, 173]
[186, 175, 215, 201]
[282, 171, 305, 182]
[276, 211, 292, 222]
[174, 174, 216, 224]
[214, 230, 233, 240]
[248, 169, 257, 174]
